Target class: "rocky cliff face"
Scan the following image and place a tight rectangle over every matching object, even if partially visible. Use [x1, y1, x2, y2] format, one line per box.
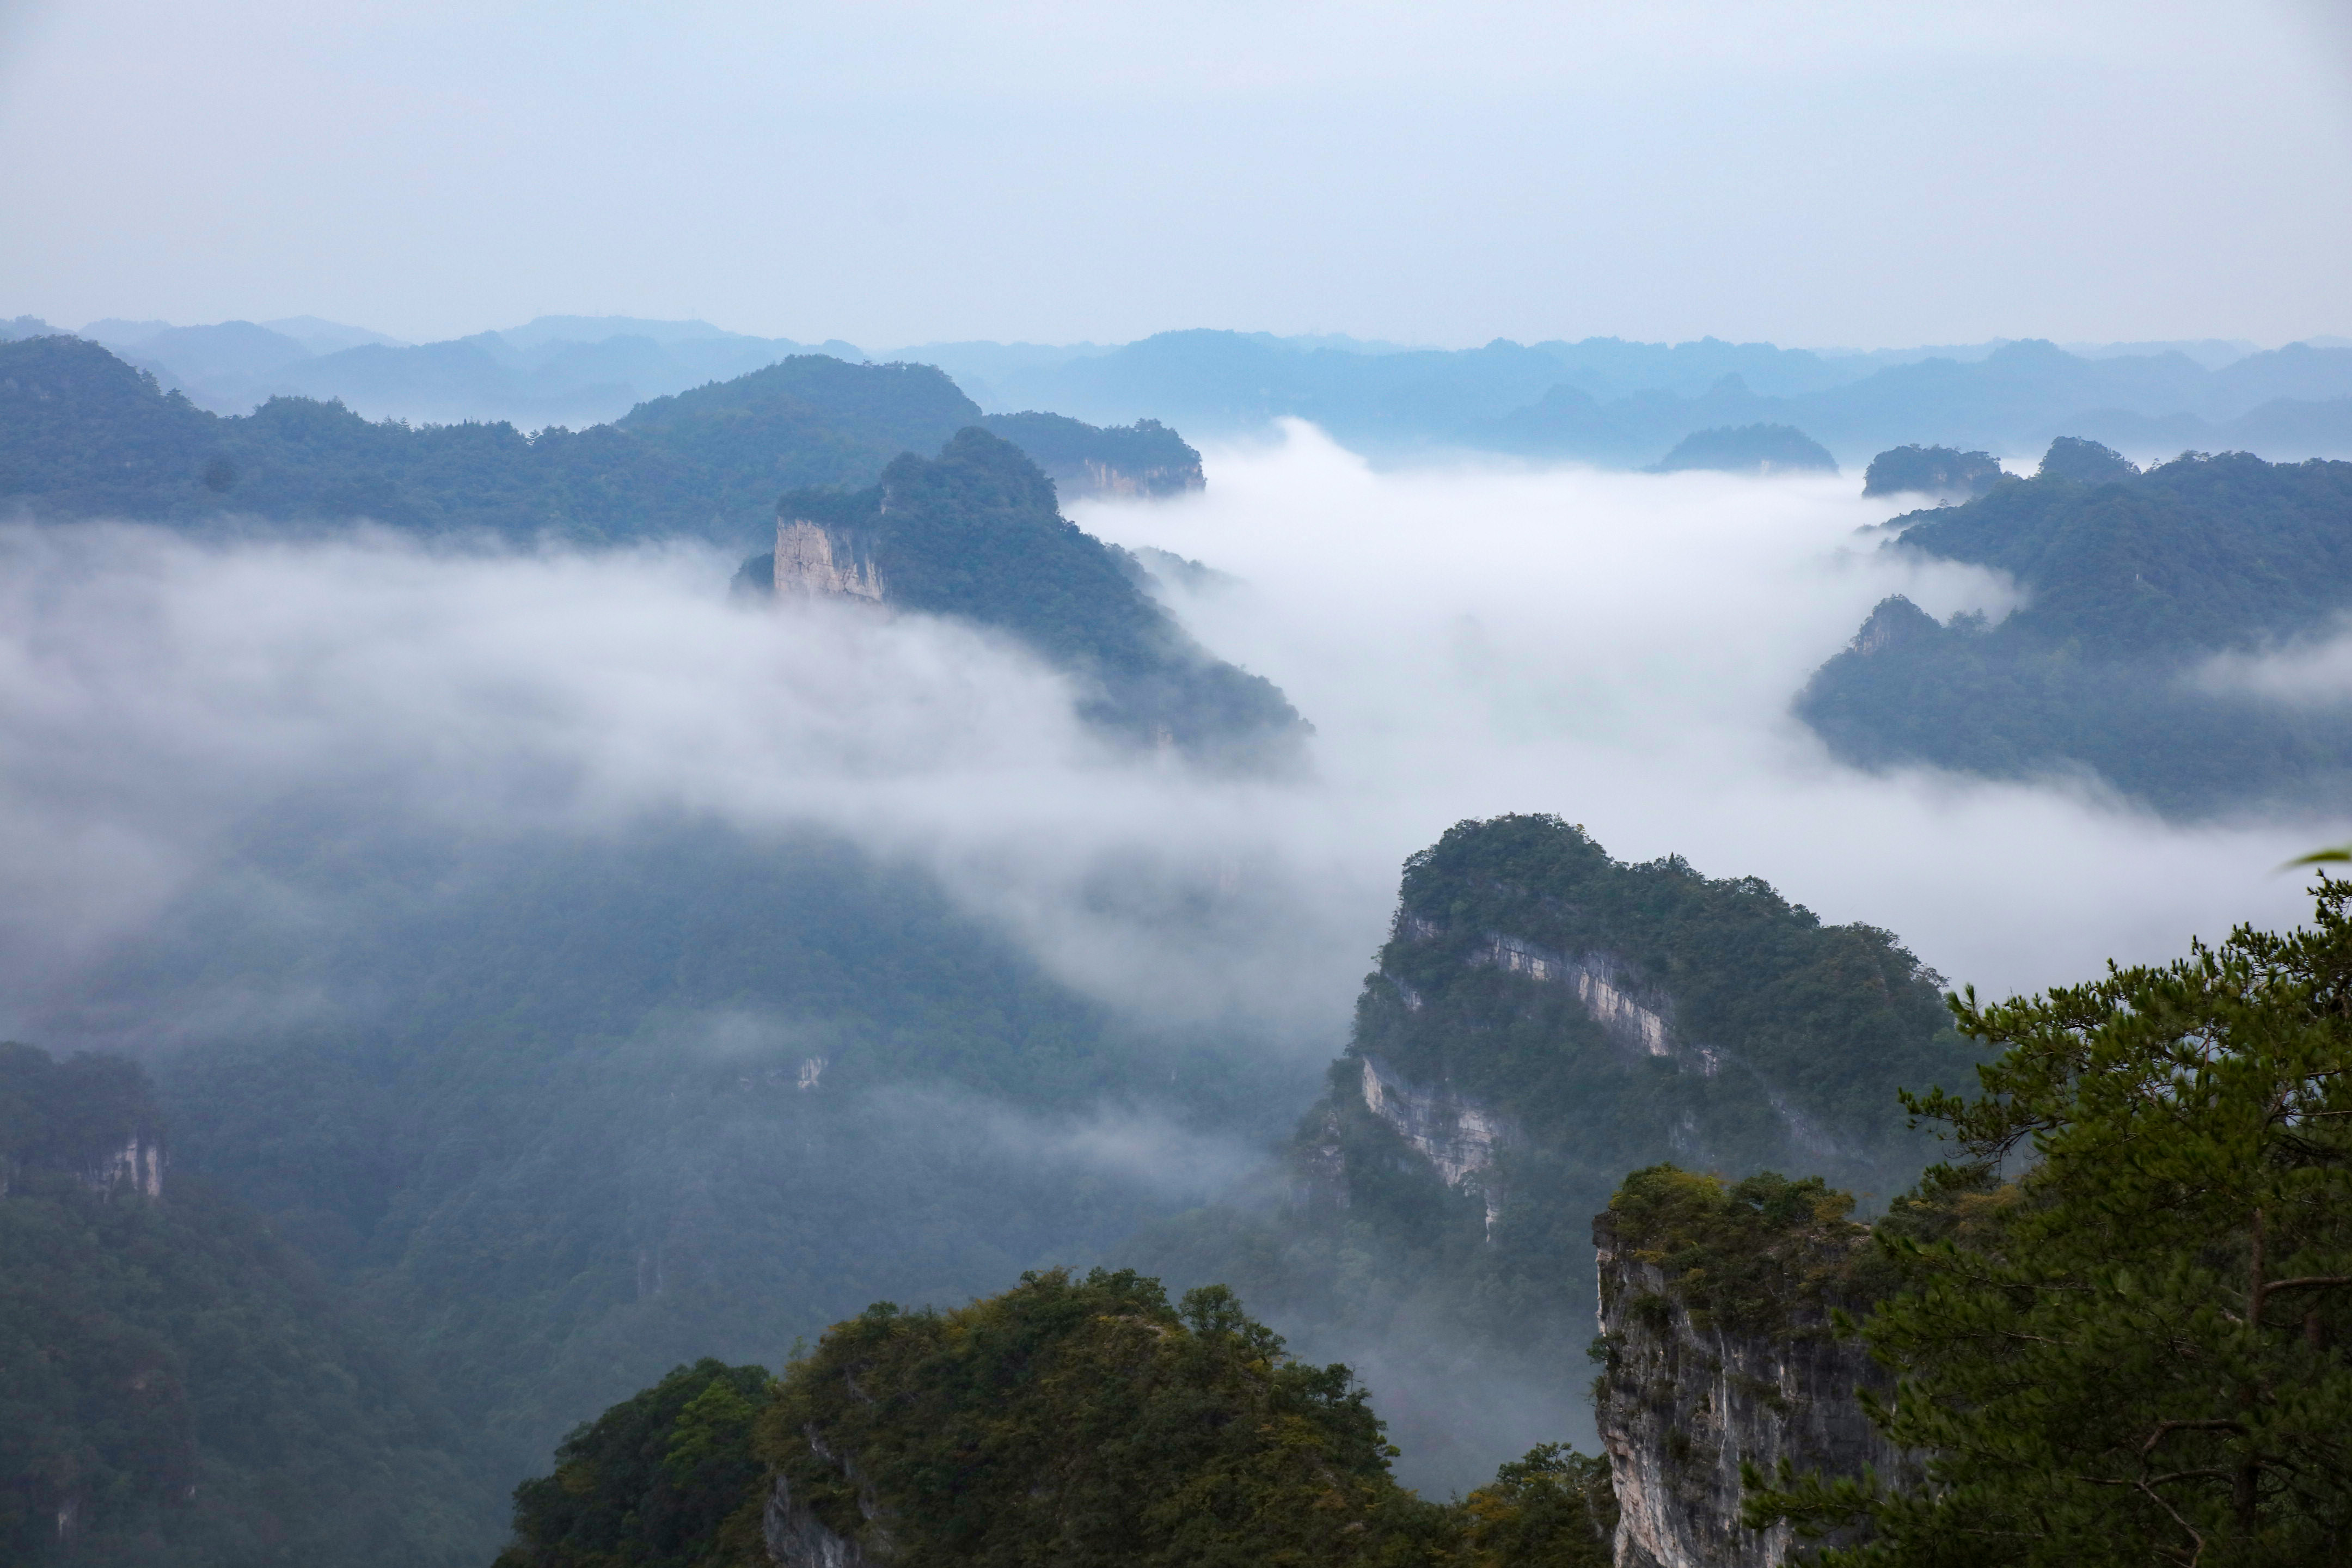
[1356, 1055, 1511, 1229]
[1592, 1186, 1908, 1568]
[764, 1471, 873, 1568]
[774, 516, 885, 602]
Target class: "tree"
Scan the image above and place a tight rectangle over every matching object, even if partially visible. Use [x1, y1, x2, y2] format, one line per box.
[1747, 881, 2352, 1565]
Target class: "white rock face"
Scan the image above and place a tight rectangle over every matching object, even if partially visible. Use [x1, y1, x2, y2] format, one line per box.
[1593, 1214, 1909, 1568]
[764, 1473, 869, 1568]
[1358, 1055, 1509, 1229]
[775, 518, 884, 602]
[1476, 935, 1682, 1065]
[92, 1131, 164, 1198]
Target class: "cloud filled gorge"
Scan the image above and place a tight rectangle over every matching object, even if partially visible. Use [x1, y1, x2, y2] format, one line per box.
[7, 433, 2349, 1501]
[5, 431, 2346, 1064]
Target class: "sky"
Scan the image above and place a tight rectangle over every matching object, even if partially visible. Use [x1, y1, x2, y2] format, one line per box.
[4, 0, 2350, 348]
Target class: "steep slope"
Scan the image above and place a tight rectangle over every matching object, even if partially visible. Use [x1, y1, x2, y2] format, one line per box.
[1126, 815, 1969, 1491]
[0, 1044, 492, 1567]
[977, 411, 1204, 498]
[1799, 442, 2352, 813]
[96, 815, 1320, 1523]
[0, 338, 1211, 555]
[491, 1270, 1615, 1568]
[1592, 1166, 1906, 1568]
[746, 427, 1304, 759]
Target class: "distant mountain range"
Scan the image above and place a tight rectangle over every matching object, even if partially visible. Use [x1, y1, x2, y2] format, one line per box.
[9, 313, 2350, 466]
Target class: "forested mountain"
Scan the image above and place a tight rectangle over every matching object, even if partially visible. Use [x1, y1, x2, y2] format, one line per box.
[1124, 814, 1972, 1489]
[1800, 441, 2352, 812]
[1652, 424, 1836, 476]
[739, 428, 1302, 759]
[39, 812, 1320, 1556]
[0, 336, 1206, 552]
[975, 411, 1203, 498]
[0, 1044, 493, 1567]
[491, 1272, 1614, 1568]
[1861, 443, 2004, 498]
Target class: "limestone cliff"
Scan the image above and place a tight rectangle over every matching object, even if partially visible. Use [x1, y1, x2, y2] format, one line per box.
[764, 1470, 875, 1568]
[738, 426, 1306, 763]
[774, 516, 884, 601]
[1591, 1171, 1908, 1568]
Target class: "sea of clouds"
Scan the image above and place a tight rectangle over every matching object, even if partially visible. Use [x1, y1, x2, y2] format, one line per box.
[2, 421, 2338, 1058]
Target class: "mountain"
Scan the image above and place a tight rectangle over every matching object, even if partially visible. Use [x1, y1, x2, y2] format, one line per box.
[959, 331, 2352, 465]
[1124, 814, 1970, 1491]
[0, 336, 1196, 548]
[1861, 443, 2004, 498]
[52, 806, 1324, 1555]
[1799, 440, 2352, 813]
[976, 411, 1203, 499]
[491, 1272, 1615, 1568]
[72, 314, 869, 425]
[740, 428, 1295, 758]
[1651, 423, 1836, 476]
[0, 1043, 493, 1566]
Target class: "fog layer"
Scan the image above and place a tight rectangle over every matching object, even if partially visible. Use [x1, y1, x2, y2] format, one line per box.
[4, 426, 2337, 1055]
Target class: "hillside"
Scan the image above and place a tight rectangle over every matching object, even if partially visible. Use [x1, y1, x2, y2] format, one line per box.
[0, 1044, 493, 1566]
[1651, 423, 1836, 475]
[743, 428, 1303, 758]
[81, 813, 1328, 1548]
[1125, 814, 1971, 1490]
[491, 1272, 1615, 1568]
[1800, 440, 2352, 812]
[0, 336, 1206, 553]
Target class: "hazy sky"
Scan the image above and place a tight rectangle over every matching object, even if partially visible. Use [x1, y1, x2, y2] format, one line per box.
[4, 0, 2349, 348]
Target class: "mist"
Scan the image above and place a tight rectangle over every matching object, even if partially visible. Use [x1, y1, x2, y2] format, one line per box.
[6, 428, 2343, 1493]
[6, 433, 2329, 1050]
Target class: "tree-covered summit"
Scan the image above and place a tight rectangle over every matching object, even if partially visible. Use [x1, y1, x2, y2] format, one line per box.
[493, 1269, 1614, 1568]
[752, 427, 1306, 761]
[1800, 442, 2352, 812]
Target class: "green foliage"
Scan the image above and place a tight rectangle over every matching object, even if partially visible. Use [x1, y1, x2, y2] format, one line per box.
[1457, 1444, 1616, 1568]
[762, 1268, 1450, 1567]
[1802, 445, 2352, 813]
[1746, 880, 2352, 1566]
[767, 427, 1304, 756]
[1861, 445, 2002, 498]
[977, 412, 1203, 494]
[137, 816, 1316, 1547]
[0, 1044, 490, 1567]
[1652, 423, 1837, 475]
[1604, 1166, 1870, 1337]
[1126, 816, 1965, 1488]
[1366, 816, 1965, 1150]
[2034, 436, 2138, 484]
[495, 1360, 773, 1568]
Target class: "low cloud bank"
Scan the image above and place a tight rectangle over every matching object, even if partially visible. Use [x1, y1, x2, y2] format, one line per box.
[3, 426, 2341, 1058]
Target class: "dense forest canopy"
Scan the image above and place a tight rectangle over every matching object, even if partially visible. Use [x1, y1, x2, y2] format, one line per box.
[1124, 814, 1970, 1489]
[494, 1269, 1614, 1568]
[0, 336, 1193, 553]
[1750, 880, 2352, 1565]
[1801, 441, 2352, 812]
[1, 1044, 492, 1568]
[1861, 444, 2003, 498]
[755, 428, 1304, 759]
